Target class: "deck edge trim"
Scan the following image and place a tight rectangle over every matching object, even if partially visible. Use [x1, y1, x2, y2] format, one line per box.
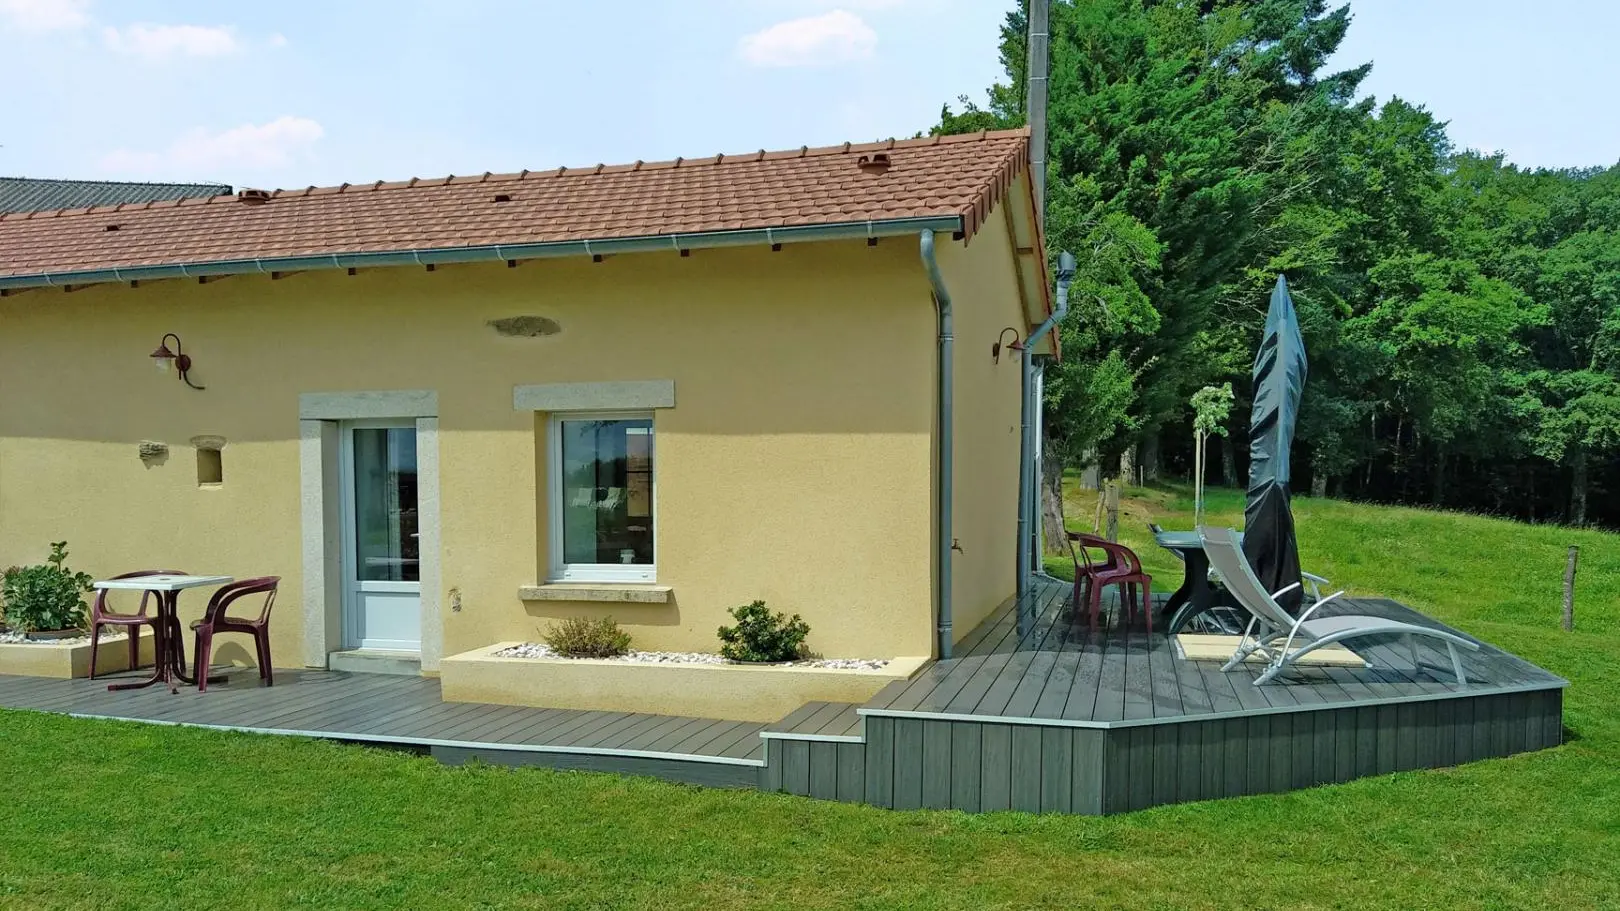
[758, 731, 864, 743]
[59, 711, 767, 766]
[857, 679, 1569, 729]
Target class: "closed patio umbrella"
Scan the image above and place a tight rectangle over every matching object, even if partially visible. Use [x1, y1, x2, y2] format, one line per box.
[1242, 275, 1308, 613]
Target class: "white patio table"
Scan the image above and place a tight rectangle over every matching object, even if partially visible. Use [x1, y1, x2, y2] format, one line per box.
[92, 574, 231, 692]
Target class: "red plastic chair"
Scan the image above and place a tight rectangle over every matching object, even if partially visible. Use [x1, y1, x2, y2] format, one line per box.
[1073, 533, 1152, 633]
[88, 569, 188, 680]
[1066, 531, 1122, 624]
[190, 576, 280, 692]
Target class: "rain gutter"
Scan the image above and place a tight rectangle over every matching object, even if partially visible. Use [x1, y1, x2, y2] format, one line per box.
[1016, 251, 1075, 637]
[919, 228, 955, 660]
[0, 215, 964, 292]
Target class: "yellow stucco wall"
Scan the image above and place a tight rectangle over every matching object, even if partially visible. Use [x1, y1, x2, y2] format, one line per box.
[0, 224, 1032, 670]
[0, 239, 952, 665]
[937, 211, 1032, 644]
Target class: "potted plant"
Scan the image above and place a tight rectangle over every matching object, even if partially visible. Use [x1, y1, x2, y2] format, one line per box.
[0, 542, 94, 640]
[717, 601, 810, 663]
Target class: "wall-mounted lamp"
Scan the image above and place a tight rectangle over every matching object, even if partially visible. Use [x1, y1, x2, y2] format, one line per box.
[150, 333, 204, 390]
[992, 327, 1024, 364]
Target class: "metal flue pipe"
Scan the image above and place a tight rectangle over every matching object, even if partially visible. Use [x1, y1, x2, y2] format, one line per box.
[1024, 0, 1051, 226]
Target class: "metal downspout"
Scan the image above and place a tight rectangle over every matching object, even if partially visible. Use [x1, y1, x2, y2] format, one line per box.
[1033, 362, 1047, 569]
[1017, 351, 1036, 608]
[1016, 252, 1076, 636]
[920, 229, 955, 659]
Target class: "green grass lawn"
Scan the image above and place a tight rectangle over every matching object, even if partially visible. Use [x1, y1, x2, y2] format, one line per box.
[3, 487, 1617, 910]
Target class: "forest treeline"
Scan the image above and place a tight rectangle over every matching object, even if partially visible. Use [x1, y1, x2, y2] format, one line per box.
[938, 0, 1620, 531]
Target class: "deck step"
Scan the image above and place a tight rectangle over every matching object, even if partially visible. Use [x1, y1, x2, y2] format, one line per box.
[761, 700, 864, 742]
[327, 649, 421, 676]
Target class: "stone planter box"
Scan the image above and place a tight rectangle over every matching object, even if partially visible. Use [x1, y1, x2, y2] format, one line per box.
[0, 634, 157, 679]
[440, 642, 929, 723]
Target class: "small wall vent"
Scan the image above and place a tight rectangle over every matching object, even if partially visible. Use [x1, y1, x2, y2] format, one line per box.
[192, 435, 226, 486]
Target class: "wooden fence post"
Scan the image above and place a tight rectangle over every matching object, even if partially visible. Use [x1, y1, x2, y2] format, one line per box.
[1105, 480, 1121, 542]
[1562, 545, 1579, 631]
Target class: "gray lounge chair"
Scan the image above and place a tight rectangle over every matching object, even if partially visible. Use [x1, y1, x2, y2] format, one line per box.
[1149, 522, 1333, 602]
[1199, 526, 1479, 685]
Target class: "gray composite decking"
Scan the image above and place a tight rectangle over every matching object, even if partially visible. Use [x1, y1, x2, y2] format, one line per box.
[0, 668, 765, 788]
[767, 578, 1568, 813]
[863, 580, 1566, 726]
[0, 578, 1569, 814]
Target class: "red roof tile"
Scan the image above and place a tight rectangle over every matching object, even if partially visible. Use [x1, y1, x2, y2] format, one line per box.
[0, 130, 1030, 281]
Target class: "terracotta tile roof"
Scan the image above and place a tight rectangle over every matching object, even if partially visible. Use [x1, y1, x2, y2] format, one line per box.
[0, 129, 1030, 282]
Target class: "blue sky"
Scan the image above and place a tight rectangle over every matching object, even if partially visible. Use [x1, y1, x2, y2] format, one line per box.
[1331, 0, 1620, 169]
[1, 0, 1615, 190]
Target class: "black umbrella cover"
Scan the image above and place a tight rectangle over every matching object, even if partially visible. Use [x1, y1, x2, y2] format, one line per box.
[1243, 276, 1308, 614]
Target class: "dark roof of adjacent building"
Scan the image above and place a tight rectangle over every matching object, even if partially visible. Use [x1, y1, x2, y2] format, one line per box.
[0, 177, 231, 215]
[0, 130, 1032, 282]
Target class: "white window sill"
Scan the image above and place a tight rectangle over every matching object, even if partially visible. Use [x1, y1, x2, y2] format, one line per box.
[519, 583, 672, 604]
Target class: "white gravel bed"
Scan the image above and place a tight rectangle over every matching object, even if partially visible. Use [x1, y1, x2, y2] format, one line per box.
[0, 630, 96, 645]
[492, 642, 889, 670]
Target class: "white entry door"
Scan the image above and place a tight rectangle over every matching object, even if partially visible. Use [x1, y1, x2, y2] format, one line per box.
[340, 421, 422, 652]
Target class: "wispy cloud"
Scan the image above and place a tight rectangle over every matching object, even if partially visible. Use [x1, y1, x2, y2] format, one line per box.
[102, 116, 324, 179]
[103, 23, 239, 59]
[0, 0, 91, 31]
[738, 10, 877, 68]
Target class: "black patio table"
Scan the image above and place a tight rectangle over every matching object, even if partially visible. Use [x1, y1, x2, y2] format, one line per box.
[1152, 529, 1236, 635]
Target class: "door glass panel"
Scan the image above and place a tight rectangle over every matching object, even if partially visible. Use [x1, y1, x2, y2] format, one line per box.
[352, 428, 419, 582]
[559, 419, 653, 566]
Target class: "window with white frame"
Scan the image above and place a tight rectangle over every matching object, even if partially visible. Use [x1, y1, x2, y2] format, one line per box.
[548, 414, 655, 582]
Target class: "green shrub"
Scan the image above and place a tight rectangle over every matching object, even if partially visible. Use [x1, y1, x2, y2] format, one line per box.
[717, 601, 809, 662]
[1, 542, 94, 634]
[543, 616, 632, 658]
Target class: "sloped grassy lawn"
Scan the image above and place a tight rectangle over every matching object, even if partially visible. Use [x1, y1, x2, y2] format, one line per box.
[2, 489, 1616, 910]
